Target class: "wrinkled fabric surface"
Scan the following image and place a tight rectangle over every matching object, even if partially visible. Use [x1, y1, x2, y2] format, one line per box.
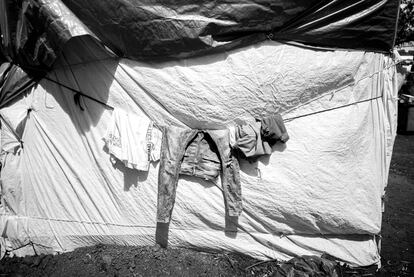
[0, 0, 400, 70]
[0, 40, 398, 266]
[61, 0, 400, 59]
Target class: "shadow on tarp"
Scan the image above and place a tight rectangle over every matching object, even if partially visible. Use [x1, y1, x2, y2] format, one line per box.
[106, 151, 152, 192]
[43, 36, 117, 133]
[238, 142, 287, 177]
[155, 214, 240, 248]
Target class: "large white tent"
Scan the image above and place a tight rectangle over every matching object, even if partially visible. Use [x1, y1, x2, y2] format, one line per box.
[0, 0, 400, 267]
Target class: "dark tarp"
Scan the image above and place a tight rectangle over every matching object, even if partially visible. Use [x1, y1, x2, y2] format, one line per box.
[0, 0, 401, 108]
[0, 0, 401, 67]
[272, 256, 341, 277]
[0, 0, 93, 73]
[0, 62, 35, 108]
[61, 0, 400, 60]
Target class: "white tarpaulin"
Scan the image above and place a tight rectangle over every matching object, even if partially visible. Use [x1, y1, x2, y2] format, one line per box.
[0, 40, 397, 266]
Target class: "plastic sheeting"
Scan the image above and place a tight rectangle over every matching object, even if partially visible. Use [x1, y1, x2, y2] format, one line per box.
[0, 63, 35, 109]
[0, 0, 94, 70]
[61, 0, 400, 59]
[0, 40, 398, 266]
[0, 0, 400, 70]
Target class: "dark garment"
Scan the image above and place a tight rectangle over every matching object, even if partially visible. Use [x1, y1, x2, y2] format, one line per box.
[236, 122, 272, 157]
[157, 126, 242, 223]
[233, 121, 272, 158]
[261, 114, 289, 144]
[180, 132, 221, 181]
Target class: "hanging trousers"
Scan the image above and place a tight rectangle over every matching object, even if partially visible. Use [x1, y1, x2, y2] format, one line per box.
[157, 126, 243, 223]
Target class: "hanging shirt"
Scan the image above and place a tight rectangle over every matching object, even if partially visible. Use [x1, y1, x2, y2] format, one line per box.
[233, 121, 272, 158]
[260, 114, 289, 144]
[103, 109, 161, 171]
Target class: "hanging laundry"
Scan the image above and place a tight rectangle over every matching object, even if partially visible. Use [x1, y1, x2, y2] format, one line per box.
[103, 109, 162, 171]
[260, 114, 289, 144]
[179, 132, 221, 181]
[157, 126, 242, 223]
[232, 121, 272, 158]
[230, 113, 289, 158]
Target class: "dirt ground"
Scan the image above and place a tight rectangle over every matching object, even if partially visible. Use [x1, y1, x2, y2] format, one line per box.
[381, 135, 414, 273]
[0, 135, 413, 277]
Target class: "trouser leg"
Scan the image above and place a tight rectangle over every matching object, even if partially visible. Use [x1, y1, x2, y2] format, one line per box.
[222, 155, 243, 216]
[209, 130, 243, 217]
[157, 126, 197, 223]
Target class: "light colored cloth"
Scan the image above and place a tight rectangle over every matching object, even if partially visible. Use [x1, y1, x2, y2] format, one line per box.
[228, 125, 237, 147]
[103, 109, 161, 171]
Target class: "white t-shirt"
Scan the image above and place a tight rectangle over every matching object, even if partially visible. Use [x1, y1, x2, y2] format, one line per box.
[103, 109, 161, 171]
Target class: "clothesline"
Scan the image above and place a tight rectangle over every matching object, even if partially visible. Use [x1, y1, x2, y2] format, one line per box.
[283, 95, 383, 122]
[0, 58, 400, 147]
[46, 56, 401, 125]
[43, 74, 388, 125]
[44, 75, 114, 110]
[280, 58, 401, 119]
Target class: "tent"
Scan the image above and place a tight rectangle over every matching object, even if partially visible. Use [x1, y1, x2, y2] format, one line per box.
[0, 0, 400, 267]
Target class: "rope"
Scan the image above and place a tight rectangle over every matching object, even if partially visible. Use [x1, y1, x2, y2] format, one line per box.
[21, 55, 401, 125]
[43, 76, 114, 110]
[280, 59, 400, 118]
[0, 55, 396, 149]
[43, 74, 386, 125]
[283, 95, 383, 122]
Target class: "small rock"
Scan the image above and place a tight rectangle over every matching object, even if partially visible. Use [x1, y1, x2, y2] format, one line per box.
[23, 256, 33, 265]
[102, 254, 112, 266]
[32, 255, 44, 267]
[100, 254, 113, 272]
[83, 253, 92, 264]
[129, 261, 136, 268]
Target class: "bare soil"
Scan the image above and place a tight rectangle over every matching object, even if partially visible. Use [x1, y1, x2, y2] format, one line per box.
[0, 135, 413, 277]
